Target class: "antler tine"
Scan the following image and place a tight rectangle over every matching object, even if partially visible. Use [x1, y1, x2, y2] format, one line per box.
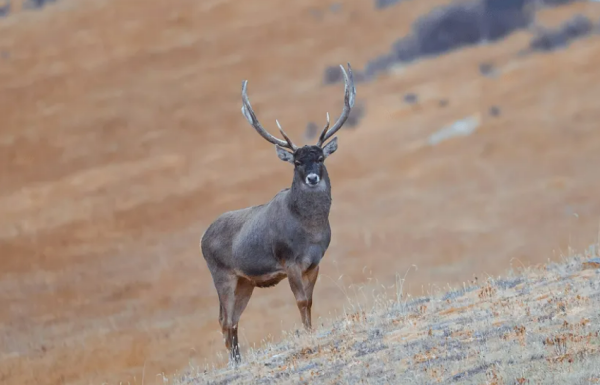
[317, 112, 330, 147]
[241, 80, 294, 150]
[317, 63, 356, 147]
[276, 120, 298, 151]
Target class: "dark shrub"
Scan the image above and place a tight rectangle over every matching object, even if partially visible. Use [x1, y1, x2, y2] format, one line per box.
[344, 100, 366, 128]
[413, 2, 483, 57]
[323, 65, 343, 85]
[530, 29, 569, 51]
[482, 0, 531, 41]
[304, 122, 319, 141]
[561, 14, 593, 40]
[0, 0, 9, 17]
[530, 15, 593, 52]
[539, 0, 579, 6]
[375, 0, 403, 10]
[352, 71, 368, 83]
[324, 0, 587, 86]
[485, 0, 526, 10]
[364, 54, 396, 80]
[390, 36, 420, 63]
[489, 106, 501, 117]
[324, 66, 369, 84]
[24, 0, 57, 9]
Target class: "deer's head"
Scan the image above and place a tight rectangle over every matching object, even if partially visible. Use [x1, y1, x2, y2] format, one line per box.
[240, 63, 355, 188]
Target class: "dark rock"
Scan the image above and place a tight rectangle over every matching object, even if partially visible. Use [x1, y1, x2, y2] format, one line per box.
[489, 106, 501, 117]
[403, 93, 418, 104]
[479, 62, 496, 77]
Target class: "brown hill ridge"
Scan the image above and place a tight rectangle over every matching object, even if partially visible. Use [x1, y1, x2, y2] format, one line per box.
[175, 251, 600, 384]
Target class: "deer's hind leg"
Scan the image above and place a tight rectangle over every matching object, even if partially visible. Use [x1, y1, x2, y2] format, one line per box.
[212, 270, 254, 364]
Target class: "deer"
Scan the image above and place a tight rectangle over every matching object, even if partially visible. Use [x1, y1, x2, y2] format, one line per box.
[200, 63, 355, 364]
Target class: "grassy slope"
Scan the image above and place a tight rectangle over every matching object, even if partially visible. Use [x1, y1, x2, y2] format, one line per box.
[175, 249, 600, 384]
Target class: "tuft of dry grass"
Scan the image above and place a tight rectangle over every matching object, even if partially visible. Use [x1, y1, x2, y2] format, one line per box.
[171, 247, 600, 385]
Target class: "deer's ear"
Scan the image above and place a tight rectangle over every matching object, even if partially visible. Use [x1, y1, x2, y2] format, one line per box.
[275, 145, 294, 163]
[322, 137, 338, 158]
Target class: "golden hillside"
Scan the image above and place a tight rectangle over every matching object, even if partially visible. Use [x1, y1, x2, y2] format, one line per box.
[1, 0, 600, 383]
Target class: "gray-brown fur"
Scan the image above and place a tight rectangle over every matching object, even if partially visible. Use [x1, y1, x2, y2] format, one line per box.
[200, 63, 355, 364]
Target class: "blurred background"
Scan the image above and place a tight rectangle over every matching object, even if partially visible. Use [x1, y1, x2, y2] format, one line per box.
[1, 0, 600, 383]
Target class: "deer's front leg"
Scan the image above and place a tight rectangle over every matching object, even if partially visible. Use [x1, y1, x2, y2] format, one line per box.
[287, 265, 320, 330]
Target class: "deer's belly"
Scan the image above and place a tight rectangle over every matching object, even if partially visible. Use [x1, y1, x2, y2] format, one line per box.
[238, 270, 287, 288]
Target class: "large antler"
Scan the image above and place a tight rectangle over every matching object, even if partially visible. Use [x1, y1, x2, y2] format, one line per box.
[241, 80, 298, 151]
[317, 63, 356, 147]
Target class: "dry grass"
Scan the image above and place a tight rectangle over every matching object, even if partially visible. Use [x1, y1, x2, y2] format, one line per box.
[172, 247, 600, 385]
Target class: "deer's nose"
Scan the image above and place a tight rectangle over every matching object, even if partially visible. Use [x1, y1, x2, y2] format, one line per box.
[306, 173, 319, 186]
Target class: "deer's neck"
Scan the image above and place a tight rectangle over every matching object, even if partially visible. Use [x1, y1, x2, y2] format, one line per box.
[288, 169, 332, 226]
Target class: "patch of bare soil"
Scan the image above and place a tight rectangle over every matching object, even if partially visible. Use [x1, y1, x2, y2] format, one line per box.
[1, 0, 600, 384]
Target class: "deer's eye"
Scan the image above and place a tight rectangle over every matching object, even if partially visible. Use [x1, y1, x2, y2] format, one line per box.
[317, 156, 324, 163]
[294, 160, 302, 166]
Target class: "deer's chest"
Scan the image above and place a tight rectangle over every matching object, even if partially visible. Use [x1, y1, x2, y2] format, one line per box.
[274, 224, 331, 266]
